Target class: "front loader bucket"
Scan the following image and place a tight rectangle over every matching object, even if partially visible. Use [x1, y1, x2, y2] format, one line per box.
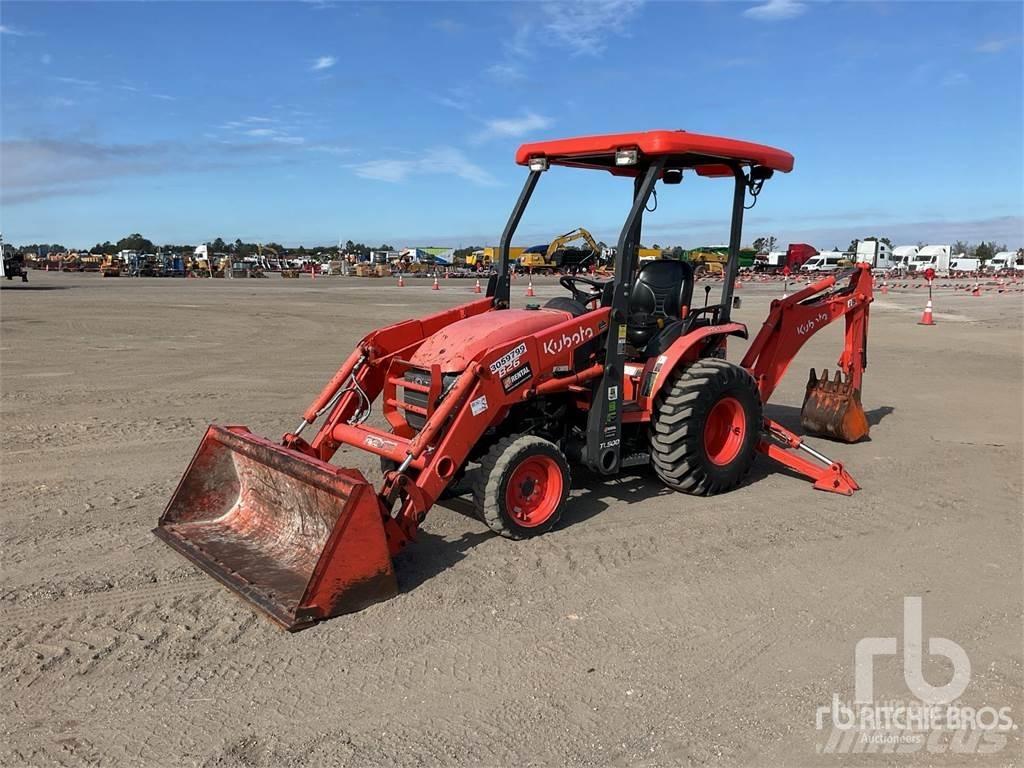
[154, 425, 397, 631]
[800, 368, 870, 444]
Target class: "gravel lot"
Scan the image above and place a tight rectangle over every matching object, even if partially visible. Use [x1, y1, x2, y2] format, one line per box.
[2, 271, 1021, 766]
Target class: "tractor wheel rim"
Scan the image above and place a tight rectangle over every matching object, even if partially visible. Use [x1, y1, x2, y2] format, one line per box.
[703, 396, 746, 466]
[505, 456, 563, 528]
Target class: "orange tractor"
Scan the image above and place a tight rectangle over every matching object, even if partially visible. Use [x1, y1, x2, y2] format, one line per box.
[156, 130, 873, 631]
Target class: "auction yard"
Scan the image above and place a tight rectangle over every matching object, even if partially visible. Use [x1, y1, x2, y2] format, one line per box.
[1, 272, 1021, 766]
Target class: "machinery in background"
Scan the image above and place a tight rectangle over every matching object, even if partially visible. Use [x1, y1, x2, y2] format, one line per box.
[518, 227, 604, 273]
[754, 243, 818, 273]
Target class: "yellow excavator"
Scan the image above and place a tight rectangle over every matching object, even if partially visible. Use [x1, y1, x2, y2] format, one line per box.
[467, 246, 526, 269]
[518, 227, 604, 273]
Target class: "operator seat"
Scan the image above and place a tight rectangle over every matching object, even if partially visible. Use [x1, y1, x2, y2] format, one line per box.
[626, 260, 694, 350]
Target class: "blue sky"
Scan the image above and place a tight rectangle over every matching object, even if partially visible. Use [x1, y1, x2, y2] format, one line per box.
[1, 0, 1022, 249]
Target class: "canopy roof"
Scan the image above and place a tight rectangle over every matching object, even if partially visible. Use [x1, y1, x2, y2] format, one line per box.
[515, 130, 794, 177]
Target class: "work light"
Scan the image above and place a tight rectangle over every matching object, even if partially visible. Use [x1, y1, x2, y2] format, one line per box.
[614, 149, 638, 166]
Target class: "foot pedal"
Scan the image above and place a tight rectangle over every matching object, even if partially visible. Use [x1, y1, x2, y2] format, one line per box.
[621, 452, 650, 468]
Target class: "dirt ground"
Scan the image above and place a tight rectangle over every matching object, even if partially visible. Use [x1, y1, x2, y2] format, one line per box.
[1, 270, 1021, 767]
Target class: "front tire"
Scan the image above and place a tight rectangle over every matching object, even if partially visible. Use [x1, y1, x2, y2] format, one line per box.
[473, 435, 570, 539]
[649, 359, 762, 495]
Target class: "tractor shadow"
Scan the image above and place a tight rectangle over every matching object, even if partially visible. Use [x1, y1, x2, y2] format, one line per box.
[0, 284, 71, 291]
[393, 467, 670, 595]
[393, 402, 897, 594]
[392, 528, 492, 595]
[763, 402, 895, 435]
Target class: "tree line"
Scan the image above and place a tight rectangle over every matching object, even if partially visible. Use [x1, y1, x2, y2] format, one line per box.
[8, 235, 396, 259]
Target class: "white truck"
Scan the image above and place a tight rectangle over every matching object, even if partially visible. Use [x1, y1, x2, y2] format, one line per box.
[891, 245, 918, 276]
[908, 244, 951, 275]
[855, 240, 899, 273]
[986, 251, 1024, 273]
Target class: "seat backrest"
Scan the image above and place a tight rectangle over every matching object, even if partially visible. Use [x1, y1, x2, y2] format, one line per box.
[626, 260, 694, 349]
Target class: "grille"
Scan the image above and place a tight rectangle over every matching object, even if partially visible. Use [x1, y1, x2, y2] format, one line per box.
[402, 369, 458, 430]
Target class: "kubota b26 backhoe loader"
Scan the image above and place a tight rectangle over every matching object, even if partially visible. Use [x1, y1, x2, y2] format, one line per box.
[156, 130, 873, 631]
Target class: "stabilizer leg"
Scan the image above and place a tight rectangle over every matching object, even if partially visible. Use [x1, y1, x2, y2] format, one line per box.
[758, 418, 860, 496]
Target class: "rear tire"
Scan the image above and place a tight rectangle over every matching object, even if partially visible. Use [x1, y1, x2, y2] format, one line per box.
[473, 435, 570, 539]
[649, 359, 761, 495]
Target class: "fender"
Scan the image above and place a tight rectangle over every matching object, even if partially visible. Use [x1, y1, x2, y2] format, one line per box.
[640, 321, 748, 408]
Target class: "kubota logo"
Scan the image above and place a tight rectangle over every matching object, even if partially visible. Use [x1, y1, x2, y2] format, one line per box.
[798, 312, 829, 336]
[543, 326, 594, 356]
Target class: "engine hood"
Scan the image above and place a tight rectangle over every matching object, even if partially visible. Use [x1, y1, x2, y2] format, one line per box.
[410, 308, 570, 372]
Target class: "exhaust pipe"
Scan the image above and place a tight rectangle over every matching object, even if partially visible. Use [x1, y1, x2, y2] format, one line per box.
[154, 425, 397, 631]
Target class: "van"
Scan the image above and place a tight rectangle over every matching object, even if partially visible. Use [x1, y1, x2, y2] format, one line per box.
[949, 257, 981, 274]
[800, 252, 846, 273]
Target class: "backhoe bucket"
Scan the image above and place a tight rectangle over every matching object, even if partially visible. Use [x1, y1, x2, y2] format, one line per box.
[800, 368, 870, 444]
[154, 425, 397, 631]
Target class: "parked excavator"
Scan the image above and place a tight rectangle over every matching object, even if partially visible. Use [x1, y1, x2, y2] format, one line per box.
[156, 130, 874, 631]
[519, 226, 604, 273]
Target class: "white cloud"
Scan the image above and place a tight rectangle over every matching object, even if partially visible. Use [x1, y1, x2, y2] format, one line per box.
[152, 93, 175, 101]
[309, 144, 353, 157]
[474, 111, 551, 143]
[743, 0, 807, 21]
[272, 136, 306, 145]
[975, 38, 1014, 54]
[48, 97, 76, 109]
[941, 71, 969, 87]
[246, 116, 275, 123]
[245, 128, 278, 137]
[53, 76, 98, 87]
[352, 147, 498, 187]
[41, 53, 52, 65]
[486, 63, 525, 83]
[431, 19, 463, 35]
[0, 24, 27, 36]
[311, 56, 336, 71]
[542, 0, 643, 56]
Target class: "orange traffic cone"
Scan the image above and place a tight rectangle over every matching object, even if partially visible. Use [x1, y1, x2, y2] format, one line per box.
[881, 281, 888, 295]
[734, 278, 741, 290]
[474, 278, 481, 294]
[526, 277, 535, 297]
[432, 276, 440, 291]
[971, 283, 981, 297]
[918, 299, 935, 326]
[397, 273, 405, 287]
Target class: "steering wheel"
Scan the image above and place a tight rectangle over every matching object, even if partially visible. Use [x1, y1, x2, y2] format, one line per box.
[559, 274, 608, 305]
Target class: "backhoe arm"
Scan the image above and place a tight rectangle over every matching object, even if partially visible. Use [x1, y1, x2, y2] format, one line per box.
[740, 264, 872, 404]
[739, 264, 874, 495]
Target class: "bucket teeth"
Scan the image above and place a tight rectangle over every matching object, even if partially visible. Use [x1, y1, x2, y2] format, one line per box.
[800, 367, 869, 444]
